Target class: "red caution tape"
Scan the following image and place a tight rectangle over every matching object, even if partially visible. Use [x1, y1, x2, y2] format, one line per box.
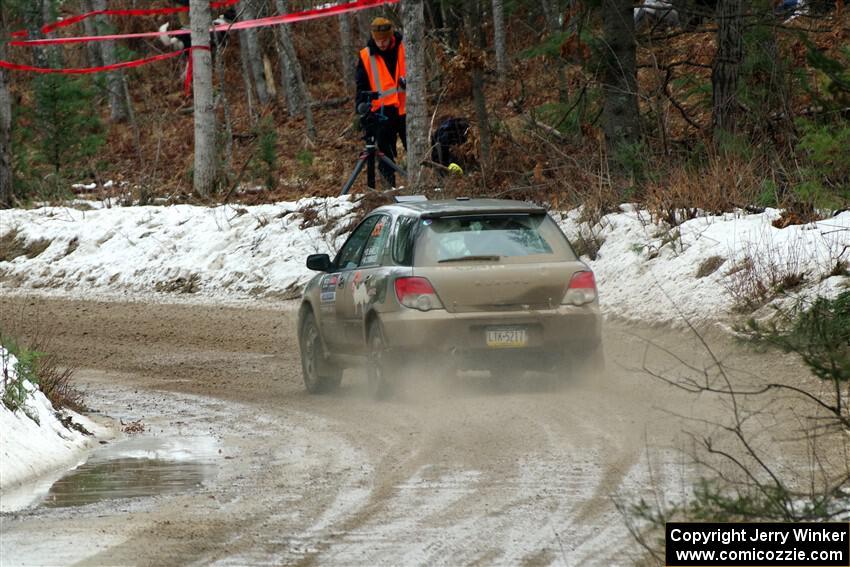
[0, 48, 190, 74]
[0, 0, 399, 97]
[10, 0, 399, 46]
[11, 0, 240, 40]
[0, 46, 210, 98]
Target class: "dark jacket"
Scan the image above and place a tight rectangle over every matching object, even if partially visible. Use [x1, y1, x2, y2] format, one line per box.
[355, 32, 404, 111]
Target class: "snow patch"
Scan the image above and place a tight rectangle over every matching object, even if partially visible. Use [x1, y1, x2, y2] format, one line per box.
[0, 348, 112, 493]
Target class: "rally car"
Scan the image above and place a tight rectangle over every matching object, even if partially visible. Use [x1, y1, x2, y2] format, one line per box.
[297, 197, 603, 398]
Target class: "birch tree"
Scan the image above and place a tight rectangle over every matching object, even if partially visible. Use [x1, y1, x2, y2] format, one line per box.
[92, 0, 131, 123]
[600, 0, 640, 168]
[190, 0, 216, 197]
[403, 0, 428, 190]
[274, 0, 316, 142]
[0, 9, 12, 208]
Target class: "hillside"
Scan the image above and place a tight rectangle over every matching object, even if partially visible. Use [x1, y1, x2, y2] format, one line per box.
[2, 1, 848, 214]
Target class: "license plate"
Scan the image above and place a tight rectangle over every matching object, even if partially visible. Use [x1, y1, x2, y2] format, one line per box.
[486, 328, 528, 348]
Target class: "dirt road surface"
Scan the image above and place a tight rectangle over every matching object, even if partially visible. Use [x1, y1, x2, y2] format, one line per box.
[0, 296, 819, 566]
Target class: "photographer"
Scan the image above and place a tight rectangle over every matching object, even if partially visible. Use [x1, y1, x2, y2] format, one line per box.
[355, 17, 407, 187]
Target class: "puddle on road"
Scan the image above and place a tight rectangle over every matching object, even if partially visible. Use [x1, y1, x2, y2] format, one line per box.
[40, 457, 208, 508]
[0, 434, 221, 512]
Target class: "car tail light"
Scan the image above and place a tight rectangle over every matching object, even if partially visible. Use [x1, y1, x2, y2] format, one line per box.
[562, 271, 597, 306]
[395, 277, 444, 311]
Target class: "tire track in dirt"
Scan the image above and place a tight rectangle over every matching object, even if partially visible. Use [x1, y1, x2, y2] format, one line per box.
[0, 295, 822, 566]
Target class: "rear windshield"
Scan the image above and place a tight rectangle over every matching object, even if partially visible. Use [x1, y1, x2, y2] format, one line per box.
[414, 214, 576, 266]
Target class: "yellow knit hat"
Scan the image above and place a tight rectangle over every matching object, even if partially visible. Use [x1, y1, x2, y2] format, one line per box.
[371, 17, 393, 42]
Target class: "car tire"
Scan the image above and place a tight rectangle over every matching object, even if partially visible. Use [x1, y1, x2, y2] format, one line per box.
[367, 320, 396, 400]
[299, 312, 342, 394]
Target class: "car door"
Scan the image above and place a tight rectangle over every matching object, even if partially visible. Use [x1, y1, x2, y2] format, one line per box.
[321, 215, 381, 348]
[336, 214, 393, 349]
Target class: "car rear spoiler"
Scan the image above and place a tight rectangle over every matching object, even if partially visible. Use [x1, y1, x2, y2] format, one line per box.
[420, 206, 547, 219]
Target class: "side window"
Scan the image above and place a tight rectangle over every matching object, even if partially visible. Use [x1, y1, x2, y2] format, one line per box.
[334, 216, 380, 270]
[392, 216, 418, 266]
[360, 215, 392, 267]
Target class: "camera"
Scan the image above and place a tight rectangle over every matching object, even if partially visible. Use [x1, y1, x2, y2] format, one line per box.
[357, 91, 380, 115]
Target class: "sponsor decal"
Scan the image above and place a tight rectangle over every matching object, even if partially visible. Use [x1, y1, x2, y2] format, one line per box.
[320, 274, 338, 304]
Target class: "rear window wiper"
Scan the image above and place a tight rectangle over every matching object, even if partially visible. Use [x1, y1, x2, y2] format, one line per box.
[438, 255, 501, 263]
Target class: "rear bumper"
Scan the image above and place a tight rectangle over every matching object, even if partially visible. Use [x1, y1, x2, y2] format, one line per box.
[379, 305, 601, 367]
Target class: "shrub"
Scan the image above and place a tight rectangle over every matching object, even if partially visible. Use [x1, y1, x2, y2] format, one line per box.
[1, 331, 84, 414]
[623, 294, 850, 562]
[13, 75, 105, 202]
[722, 235, 808, 313]
[745, 291, 850, 386]
[253, 117, 279, 190]
[645, 155, 762, 227]
[1, 337, 41, 414]
[793, 119, 850, 210]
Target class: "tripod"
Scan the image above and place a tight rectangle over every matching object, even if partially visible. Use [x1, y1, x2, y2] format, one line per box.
[340, 108, 407, 196]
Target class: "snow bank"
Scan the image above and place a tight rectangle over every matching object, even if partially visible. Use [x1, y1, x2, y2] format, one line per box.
[0, 197, 356, 300]
[0, 198, 847, 324]
[0, 348, 110, 491]
[557, 206, 850, 324]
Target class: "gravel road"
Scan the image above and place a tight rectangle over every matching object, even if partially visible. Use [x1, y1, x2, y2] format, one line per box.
[0, 296, 822, 566]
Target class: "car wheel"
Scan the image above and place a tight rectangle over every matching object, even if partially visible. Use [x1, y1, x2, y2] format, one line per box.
[299, 312, 342, 394]
[367, 320, 396, 400]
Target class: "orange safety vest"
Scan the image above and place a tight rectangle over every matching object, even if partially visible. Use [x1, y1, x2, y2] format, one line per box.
[359, 43, 406, 115]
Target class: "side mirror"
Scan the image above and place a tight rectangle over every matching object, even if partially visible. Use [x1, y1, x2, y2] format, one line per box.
[306, 254, 332, 272]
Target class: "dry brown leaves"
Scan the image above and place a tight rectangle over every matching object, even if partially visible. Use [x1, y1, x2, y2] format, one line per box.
[121, 419, 145, 434]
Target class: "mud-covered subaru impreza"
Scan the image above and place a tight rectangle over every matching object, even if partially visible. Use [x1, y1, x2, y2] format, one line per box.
[298, 198, 602, 398]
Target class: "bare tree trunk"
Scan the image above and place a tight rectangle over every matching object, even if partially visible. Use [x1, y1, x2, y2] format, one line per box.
[190, 0, 216, 197]
[24, 1, 49, 68]
[339, 13, 355, 88]
[712, 0, 743, 136]
[217, 45, 234, 176]
[464, 1, 492, 166]
[541, 0, 570, 102]
[274, 0, 316, 142]
[92, 0, 131, 123]
[357, 9, 374, 43]
[403, 0, 428, 190]
[239, 0, 271, 106]
[542, 0, 565, 34]
[600, 0, 640, 165]
[491, 0, 509, 79]
[239, 36, 258, 124]
[0, 11, 13, 208]
[80, 0, 103, 68]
